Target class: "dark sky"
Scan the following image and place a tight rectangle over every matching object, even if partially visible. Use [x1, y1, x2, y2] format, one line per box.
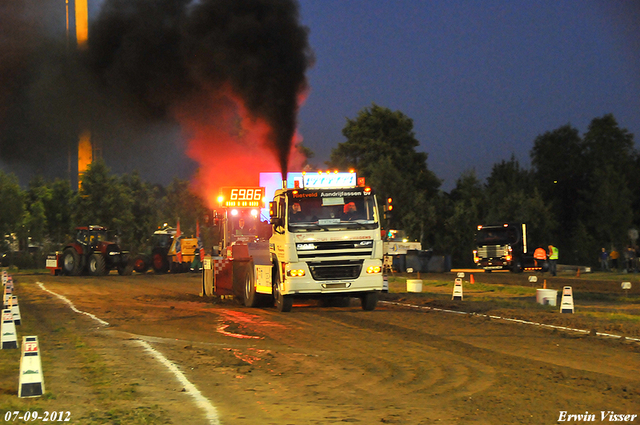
[295, 0, 640, 190]
[0, 1, 638, 193]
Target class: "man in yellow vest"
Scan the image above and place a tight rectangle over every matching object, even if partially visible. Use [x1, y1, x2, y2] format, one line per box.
[548, 245, 559, 276]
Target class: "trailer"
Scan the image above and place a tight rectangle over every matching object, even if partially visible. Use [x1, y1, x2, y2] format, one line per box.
[203, 172, 385, 312]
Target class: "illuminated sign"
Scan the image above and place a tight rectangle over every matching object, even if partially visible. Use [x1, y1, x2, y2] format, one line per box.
[303, 172, 357, 188]
[218, 187, 265, 208]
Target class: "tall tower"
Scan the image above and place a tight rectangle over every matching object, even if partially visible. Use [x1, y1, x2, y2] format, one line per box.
[69, 0, 94, 190]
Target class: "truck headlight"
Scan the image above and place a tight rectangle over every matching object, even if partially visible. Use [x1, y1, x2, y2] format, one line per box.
[366, 265, 381, 274]
[287, 269, 306, 277]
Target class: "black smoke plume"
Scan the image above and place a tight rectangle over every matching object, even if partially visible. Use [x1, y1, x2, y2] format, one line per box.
[0, 0, 313, 181]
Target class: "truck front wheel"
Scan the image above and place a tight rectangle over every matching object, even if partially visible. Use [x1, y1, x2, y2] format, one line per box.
[511, 259, 523, 273]
[243, 266, 260, 307]
[361, 292, 378, 311]
[273, 272, 292, 312]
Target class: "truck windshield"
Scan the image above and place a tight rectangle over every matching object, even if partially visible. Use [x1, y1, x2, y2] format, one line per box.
[287, 191, 378, 231]
[476, 227, 519, 245]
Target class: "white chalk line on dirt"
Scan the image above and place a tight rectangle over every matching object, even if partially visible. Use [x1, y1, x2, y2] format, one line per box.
[379, 300, 640, 343]
[36, 282, 221, 425]
[36, 281, 110, 326]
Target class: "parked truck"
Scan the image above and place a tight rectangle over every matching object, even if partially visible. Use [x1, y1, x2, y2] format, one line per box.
[204, 172, 384, 312]
[473, 223, 545, 273]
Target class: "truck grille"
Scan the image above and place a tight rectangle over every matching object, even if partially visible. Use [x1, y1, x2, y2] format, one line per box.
[478, 245, 508, 258]
[308, 260, 364, 281]
[296, 240, 373, 260]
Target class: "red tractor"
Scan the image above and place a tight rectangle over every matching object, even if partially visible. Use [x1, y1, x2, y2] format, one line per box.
[60, 226, 131, 276]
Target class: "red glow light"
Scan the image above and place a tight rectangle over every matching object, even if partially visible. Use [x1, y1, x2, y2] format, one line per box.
[174, 88, 306, 209]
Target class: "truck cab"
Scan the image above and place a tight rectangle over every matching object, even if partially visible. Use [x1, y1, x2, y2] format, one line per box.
[268, 172, 384, 311]
[473, 223, 542, 273]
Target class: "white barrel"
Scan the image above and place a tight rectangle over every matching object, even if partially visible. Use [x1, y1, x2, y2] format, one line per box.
[536, 288, 558, 306]
[407, 279, 423, 293]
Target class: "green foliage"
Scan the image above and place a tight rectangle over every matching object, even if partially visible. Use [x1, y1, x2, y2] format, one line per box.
[75, 159, 135, 237]
[120, 172, 163, 253]
[328, 103, 441, 244]
[0, 171, 25, 249]
[440, 171, 485, 266]
[45, 179, 75, 244]
[531, 114, 637, 265]
[162, 177, 208, 237]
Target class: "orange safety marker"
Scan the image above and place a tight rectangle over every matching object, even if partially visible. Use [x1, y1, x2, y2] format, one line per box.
[470, 274, 475, 284]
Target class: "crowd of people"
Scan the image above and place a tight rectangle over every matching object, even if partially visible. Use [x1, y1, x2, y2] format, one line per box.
[599, 246, 639, 273]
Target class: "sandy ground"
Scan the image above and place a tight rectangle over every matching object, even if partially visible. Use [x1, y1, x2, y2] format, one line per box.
[1, 271, 639, 424]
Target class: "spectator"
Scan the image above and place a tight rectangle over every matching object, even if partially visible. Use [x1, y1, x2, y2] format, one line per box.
[626, 246, 637, 273]
[610, 249, 619, 271]
[599, 248, 610, 271]
[548, 245, 559, 276]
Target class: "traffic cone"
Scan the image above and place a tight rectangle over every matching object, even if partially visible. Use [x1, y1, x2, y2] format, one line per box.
[543, 279, 547, 289]
[576, 267, 580, 277]
[470, 274, 475, 284]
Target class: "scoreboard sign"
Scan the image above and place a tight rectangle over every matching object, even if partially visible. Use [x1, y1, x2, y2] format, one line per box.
[219, 187, 265, 208]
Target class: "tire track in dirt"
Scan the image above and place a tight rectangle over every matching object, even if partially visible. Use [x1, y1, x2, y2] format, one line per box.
[197, 306, 497, 423]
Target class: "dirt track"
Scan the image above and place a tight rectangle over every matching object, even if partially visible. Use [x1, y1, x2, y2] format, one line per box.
[1, 271, 639, 424]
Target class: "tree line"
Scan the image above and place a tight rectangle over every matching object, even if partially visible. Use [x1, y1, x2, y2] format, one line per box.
[0, 104, 636, 269]
[0, 160, 209, 268]
[329, 105, 638, 268]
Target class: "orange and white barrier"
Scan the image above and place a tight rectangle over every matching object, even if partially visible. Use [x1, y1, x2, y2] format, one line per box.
[560, 286, 575, 313]
[19, 336, 45, 398]
[10, 296, 21, 325]
[3, 284, 12, 308]
[1, 308, 18, 349]
[452, 278, 463, 300]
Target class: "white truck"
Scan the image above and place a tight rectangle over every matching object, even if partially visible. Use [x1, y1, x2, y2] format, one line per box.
[205, 172, 385, 312]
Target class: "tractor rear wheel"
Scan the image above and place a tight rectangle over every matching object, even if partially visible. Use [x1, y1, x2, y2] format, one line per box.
[133, 255, 149, 273]
[152, 252, 169, 274]
[88, 253, 107, 276]
[62, 248, 82, 276]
